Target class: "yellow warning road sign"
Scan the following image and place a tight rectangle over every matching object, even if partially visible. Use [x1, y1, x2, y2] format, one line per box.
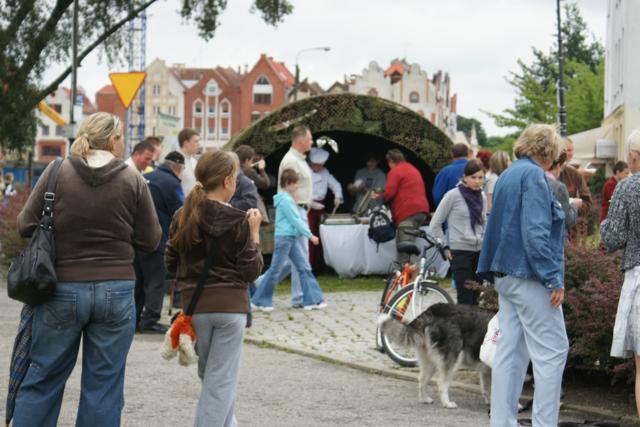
[38, 101, 66, 126]
[109, 72, 146, 109]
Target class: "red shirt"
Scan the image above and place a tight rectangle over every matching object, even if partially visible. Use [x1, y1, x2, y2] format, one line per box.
[383, 161, 430, 224]
[600, 176, 618, 222]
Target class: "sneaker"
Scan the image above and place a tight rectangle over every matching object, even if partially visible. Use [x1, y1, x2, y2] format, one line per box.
[303, 305, 316, 311]
[291, 304, 304, 309]
[315, 302, 328, 309]
[251, 303, 273, 313]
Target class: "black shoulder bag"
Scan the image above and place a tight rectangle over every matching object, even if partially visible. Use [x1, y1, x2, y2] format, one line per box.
[7, 158, 64, 305]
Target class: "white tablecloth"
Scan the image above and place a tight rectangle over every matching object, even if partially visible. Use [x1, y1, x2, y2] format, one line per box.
[320, 224, 450, 278]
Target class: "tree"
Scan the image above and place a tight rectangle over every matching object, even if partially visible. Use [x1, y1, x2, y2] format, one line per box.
[456, 115, 487, 146]
[0, 0, 293, 153]
[487, 2, 604, 135]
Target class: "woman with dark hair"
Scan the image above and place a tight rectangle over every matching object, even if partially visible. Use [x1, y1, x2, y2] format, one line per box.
[429, 159, 486, 305]
[165, 149, 263, 426]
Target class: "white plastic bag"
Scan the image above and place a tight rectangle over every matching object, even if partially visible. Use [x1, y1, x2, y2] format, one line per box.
[480, 314, 500, 368]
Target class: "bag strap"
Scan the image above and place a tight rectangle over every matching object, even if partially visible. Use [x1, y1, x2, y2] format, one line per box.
[185, 240, 215, 316]
[41, 157, 64, 219]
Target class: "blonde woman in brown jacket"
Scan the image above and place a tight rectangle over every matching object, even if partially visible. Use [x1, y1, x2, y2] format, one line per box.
[165, 149, 263, 427]
[13, 112, 161, 427]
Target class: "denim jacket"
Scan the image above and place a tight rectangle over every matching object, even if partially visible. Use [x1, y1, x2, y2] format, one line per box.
[477, 157, 565, 290]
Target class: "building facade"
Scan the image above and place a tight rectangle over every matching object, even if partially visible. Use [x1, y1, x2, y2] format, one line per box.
[239, 54, 294, 129]
[95, 54, 294, 149]
[602, 0, 640, 160]
[35, 88, 96, 164]
[344, 59, 458, 139]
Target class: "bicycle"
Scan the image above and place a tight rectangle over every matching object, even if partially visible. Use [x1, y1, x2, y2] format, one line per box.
[377, 228, 454, 367]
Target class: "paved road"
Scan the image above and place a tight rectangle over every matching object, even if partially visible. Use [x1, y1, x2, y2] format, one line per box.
[0, 287, 628, 426]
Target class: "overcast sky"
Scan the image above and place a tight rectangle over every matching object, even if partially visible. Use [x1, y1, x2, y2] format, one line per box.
[42, 0, 607, 137]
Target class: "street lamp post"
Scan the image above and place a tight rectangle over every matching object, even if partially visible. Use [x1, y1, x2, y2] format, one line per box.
[294, 46, 330, 101]
[556, 0, 567, 137]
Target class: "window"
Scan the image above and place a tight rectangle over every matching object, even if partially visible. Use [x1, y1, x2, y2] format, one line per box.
[40, 125, 50, 136]
[208, 105, 216, 115]
[206, 80, 219, 96]
[42, 145, 62, 157]
[221, 128, 229, 139]
[51, 104, 62, 114]
[253, 93, 271, 105]
[168, 106, 176, 116]
[251, 112, 261, 122]
[220, 101, 230, 115]
[208, 127, 215, 135]
[409, 91, 420, 103]
[194, 101, 203, 116]
[153, 106, 160, 114]
[55, 125, 64, 136]
[253, 75, 272, 105]
[152, 84, 161, 96]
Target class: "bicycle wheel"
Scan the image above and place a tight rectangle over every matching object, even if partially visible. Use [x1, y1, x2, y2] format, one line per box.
[381, 281, 454, 367]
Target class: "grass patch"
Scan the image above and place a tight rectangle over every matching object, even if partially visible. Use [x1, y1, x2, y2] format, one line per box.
[273, 274, 451, 295]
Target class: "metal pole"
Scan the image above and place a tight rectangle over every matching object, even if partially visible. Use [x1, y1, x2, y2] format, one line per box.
[556, 0, 567, 136]
[70, 0, 79, 126]
[294, 63, 300, 101]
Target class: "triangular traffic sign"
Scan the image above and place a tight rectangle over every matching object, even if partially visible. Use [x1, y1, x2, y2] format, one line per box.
[109, 72, 146, 109]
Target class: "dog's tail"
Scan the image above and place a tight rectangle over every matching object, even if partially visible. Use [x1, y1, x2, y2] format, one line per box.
[377, 313, 425, 347]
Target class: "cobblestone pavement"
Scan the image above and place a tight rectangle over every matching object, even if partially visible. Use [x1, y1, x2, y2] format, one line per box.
[246, 291, 412, 374]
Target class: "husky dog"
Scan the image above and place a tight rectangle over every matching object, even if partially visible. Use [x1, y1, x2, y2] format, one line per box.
[379, 303, 493, 409]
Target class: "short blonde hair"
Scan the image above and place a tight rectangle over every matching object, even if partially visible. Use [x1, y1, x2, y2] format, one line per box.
[627, 129, 640, 153]
[513, 124, 561, 163]
[71, 112, 122, 157]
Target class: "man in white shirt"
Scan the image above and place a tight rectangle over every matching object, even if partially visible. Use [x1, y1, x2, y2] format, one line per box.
[276, 125, 314, 307]
[177, 128, 201, 197]
[308, 147, 343, 269]
[125, 140, 155, 173]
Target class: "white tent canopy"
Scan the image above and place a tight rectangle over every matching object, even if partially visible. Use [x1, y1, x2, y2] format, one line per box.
[568, 124, 617, 168]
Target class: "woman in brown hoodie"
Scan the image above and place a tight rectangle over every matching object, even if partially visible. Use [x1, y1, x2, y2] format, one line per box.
[14, 112, 161, 427]
[165, 149, 263, 427]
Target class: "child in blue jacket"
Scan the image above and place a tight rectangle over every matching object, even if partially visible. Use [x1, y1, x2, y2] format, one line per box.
[251, 169, 326, 311]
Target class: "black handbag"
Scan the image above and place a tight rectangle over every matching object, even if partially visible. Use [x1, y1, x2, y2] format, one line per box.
[7, 158, 63, 305]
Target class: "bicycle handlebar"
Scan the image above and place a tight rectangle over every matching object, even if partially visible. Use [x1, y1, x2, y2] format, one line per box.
[403, 229, 448, 260]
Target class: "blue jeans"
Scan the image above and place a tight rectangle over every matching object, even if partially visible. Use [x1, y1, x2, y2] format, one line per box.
[252, 236, 324, 308]
[13, 281, 136, 427]
[490, 275, 568, 427]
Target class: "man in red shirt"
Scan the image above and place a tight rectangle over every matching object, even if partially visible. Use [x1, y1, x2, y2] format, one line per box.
[383, 149, 430, 264]
[600, 160, 629, 222]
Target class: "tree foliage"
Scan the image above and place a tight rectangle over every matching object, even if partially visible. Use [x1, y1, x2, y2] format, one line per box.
[0, 0, 293, 153]
[488, 2, 604, 135]
[456, 115, 487, 146]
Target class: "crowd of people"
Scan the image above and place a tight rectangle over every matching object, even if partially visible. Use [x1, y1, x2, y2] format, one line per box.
[8, 108, 640, 426]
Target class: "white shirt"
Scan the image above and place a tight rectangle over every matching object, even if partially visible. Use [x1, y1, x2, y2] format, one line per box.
[179, 149, 198, 197]
[312, 168, 343, 202]
[125, 157, 142, 174]
[278, 147, 313, 205]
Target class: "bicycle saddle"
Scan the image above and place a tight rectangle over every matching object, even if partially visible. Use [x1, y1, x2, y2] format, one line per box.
[396, 241, 420, 256]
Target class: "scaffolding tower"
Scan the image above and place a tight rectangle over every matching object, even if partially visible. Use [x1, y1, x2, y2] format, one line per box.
[125, 7, 146, 152]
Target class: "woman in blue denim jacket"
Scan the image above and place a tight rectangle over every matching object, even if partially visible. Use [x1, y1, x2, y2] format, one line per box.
[477, 124, 569, 427]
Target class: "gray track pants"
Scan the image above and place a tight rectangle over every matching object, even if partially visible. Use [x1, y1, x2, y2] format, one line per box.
[192, 312, 246, 427]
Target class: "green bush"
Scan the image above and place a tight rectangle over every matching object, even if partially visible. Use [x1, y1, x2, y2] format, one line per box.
[476, 239, 632, 385]
[0, 192, 29, 268]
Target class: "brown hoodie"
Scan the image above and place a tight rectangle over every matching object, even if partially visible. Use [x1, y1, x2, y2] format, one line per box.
[17, 155, 161, 282]
[165, 200, 263, 314]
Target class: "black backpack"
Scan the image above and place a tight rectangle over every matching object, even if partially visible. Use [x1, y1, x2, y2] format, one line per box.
[7, 158, 63, 305]
[368, 206, 396, 244]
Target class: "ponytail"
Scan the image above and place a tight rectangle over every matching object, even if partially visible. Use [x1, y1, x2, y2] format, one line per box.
[70, 134, 91, 156]
[169, 149, 238, 252]
[170, 185, 207, 252]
